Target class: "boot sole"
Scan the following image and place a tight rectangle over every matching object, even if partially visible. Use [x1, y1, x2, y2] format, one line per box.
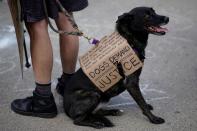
[11, 103, 57, 118]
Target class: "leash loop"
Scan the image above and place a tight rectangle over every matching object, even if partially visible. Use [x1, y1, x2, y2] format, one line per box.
[43, 0, 99, 44]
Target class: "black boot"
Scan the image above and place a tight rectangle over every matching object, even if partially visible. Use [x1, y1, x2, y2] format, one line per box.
[56, 73, 73, 96]
[56, 78, 65, 96]
[11, 91, 57, 118]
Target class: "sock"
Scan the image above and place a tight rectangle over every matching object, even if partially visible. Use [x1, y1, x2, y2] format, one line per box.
[59, 72, 74, 84]
[35, 82, 52, 96]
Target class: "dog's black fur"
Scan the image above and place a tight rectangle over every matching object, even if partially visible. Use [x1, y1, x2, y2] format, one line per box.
[63, 7, 169, 129]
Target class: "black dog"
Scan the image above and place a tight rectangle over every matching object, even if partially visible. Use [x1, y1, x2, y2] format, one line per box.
[63, 7, 169, 128]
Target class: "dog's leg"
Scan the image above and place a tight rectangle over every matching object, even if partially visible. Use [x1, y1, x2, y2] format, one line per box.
[127, 84, 165, 124]
[74, 114, 114, 129]
[67, 91, 114, 128]
[125, 76, 164, 124]
[117, 63, 153, 111]
[95, 108, 124, 116]
[146, 104, 154, 110]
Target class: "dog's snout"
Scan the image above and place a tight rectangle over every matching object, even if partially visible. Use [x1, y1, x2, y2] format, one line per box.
[163, 16, 169, 23]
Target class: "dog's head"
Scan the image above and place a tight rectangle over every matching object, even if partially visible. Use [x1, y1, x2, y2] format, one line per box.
[116, 7, 169, 36]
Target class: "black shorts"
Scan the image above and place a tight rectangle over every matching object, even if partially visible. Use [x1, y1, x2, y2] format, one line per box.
[20, 0, 88, 22]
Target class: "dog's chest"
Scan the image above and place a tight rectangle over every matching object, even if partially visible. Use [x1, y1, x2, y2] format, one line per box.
[100, 81, 126, 100]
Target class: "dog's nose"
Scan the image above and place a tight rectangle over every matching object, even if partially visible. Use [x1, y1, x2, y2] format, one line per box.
[164, 17, 169, 23]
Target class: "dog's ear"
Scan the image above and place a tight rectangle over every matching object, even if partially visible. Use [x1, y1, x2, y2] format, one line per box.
[116, 13, 134, 24]
[116, 13, 135, 38]
[150, 7, 155, 12]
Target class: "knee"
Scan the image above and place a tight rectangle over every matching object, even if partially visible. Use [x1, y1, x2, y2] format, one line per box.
[55, 12, 74, 30]
[28, 19, 48, 36]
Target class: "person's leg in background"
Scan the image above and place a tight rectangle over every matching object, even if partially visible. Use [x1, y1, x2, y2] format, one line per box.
[56, 12, 79, 74]
[55, 12, 79, 96]
[11, 19, 57, 118]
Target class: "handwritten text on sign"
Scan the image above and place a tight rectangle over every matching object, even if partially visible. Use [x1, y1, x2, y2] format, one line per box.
[80, 32, 143, 92]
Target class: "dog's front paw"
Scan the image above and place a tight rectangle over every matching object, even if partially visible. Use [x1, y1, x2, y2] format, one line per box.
[146, 104, 154, 110]
[149, 116, 165, 124]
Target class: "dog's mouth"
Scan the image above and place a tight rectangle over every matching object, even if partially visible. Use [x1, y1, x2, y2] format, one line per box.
[147, 25, 168, 35]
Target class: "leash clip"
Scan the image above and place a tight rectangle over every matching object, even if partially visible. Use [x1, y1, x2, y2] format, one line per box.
[82, 33, 99, 45]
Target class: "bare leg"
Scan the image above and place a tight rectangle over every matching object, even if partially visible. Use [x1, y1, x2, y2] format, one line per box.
[55, 12, 79, 74]
[25, 19, 53, 84]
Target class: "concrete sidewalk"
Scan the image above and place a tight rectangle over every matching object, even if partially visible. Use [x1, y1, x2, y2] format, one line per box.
[0, 0, 197, 131]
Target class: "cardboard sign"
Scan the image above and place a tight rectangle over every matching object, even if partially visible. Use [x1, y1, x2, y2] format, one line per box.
[79, 32, 143, 92]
